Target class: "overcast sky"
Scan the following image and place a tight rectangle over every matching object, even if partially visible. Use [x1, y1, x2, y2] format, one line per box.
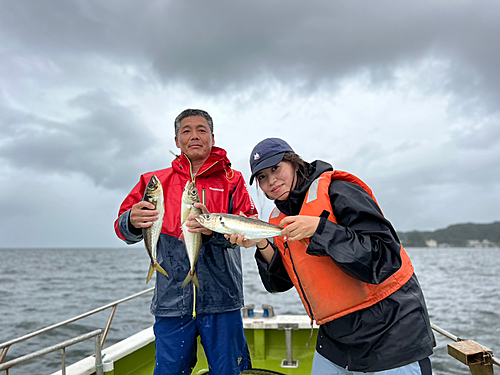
[1, 1, 499, 248]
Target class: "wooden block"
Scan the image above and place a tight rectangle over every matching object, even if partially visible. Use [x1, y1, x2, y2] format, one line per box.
[448, 340, 493, 365]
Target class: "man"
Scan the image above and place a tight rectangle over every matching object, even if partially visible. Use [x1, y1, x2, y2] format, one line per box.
[114, 109, 256, 375]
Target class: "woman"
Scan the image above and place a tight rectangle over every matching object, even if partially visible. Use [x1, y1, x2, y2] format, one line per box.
[229, 138, 435, 374]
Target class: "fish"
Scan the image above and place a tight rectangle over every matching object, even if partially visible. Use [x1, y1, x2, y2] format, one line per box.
[142, 175, 169, 283]
[195, 213, 282, 240]
[181, 181, 202, 289]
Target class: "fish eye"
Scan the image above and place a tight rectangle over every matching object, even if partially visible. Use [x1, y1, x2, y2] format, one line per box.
[204, 214, 210, 219]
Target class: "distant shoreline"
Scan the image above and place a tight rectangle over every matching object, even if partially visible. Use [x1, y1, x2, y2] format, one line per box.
[398, 221, 500, 248]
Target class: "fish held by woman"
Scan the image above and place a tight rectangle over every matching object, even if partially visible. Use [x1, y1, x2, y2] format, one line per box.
[195, 213, 282, 240]
[142, 175, 169, 283]
[181, 181, 202, 289]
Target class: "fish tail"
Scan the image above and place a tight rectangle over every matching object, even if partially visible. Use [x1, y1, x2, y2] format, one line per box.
[146, 261, 169, 284]
[181, 272, 192, 288]
[146, 264, 155, 284]
[181, 270, 200, 289]
[192, 272, 200, 290]
[154, 261, 169, 278]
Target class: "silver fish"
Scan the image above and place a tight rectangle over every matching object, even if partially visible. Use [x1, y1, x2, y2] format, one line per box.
[195, 213, 282, 240]
[142, 175, 169, 283]
[181, 181, 202, 289]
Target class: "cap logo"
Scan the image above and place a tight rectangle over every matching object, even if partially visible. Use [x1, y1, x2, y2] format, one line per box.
[253, 153, 260, 161]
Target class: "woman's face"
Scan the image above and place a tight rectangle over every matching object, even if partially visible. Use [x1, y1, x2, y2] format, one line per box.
[256, 161, 297, 201]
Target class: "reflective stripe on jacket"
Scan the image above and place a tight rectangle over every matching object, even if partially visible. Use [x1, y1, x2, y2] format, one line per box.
[269, 170, 414, 324]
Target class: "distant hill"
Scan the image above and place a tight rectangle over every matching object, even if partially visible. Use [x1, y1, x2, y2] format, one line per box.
[397, 221, 500, 248]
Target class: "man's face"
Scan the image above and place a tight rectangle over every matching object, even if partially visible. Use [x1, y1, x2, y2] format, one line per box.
[175, 116, 214, 162]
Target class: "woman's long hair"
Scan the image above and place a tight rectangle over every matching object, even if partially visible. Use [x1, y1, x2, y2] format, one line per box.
[282, 152, 309, 191]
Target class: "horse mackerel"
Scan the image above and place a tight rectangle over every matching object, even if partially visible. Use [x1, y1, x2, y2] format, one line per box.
[142, 175, 169, 283]
[195, 213, 282, 240]
[181, 181, 202, 289]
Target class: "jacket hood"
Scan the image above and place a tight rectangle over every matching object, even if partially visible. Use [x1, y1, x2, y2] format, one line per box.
[172, 146, 233, 179]
[275, 160, 333, 216]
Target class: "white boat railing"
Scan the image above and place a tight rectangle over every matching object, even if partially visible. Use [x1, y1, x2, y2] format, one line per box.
[0, 330, 103, 375]
[0, 287, 154, 374]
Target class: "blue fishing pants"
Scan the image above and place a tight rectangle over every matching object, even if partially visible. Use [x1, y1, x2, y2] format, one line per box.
[311, 351, 432, 375]
[153, 310, 251, 375]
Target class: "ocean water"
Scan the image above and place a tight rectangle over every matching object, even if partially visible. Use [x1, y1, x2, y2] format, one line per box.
[1, 247, 499, 375]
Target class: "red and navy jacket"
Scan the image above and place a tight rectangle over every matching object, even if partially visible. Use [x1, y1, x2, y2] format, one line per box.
[115, 146, 256, 317]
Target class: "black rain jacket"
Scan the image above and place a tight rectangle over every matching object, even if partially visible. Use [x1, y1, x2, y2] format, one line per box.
[255, 160, 435, 372]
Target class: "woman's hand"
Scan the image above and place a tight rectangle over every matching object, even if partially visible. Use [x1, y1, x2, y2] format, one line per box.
[280, 215, 320, 242]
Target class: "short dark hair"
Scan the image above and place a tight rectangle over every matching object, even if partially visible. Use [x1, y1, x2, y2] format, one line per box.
[174, 109, 213, 136]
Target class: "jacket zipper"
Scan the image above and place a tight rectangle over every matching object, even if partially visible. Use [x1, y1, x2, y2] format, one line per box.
[284, 241, 315, 321]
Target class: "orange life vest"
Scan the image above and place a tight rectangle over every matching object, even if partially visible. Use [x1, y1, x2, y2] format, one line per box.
[269, 170, 414, 325]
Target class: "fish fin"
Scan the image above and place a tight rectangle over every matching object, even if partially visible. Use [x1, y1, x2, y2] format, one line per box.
[181, 207, 190, 225]
[181, 208, 196, 225]
[146, 264, 155, 284]
[221, 224, 237, 236]
[154, 261, 169, 278]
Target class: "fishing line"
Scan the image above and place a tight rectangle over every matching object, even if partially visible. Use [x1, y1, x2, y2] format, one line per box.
[192, 283, 197, 319]
[169, 150, 196, 183]
[185, 153, 196, 182]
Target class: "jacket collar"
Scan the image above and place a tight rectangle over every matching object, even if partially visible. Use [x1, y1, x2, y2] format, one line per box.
[275, 160, 333, 216]
[172, 146, 232, 179]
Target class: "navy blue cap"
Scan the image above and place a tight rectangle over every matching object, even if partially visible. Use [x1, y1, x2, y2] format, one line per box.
[249, 138, 294, 185]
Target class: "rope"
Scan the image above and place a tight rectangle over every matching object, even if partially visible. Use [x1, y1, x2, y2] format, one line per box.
[306, 319, 314, 348]
[95, 353, 106, 368]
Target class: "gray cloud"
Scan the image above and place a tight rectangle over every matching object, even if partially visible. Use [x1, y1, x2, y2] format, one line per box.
[2, 1, 499, 108]
[453, 118, 500, 150]
[0, 89, 161, 189]
[1, 0, 500, 247]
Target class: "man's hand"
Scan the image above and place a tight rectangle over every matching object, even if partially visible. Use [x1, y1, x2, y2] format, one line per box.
[185, 202, 213, 236]
[130, 201, 158, 229]
[280, 215, 320, 242]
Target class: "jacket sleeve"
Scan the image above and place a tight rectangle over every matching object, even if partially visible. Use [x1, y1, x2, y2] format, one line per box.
[254, 241, 295, 293]
[114, 177, 147, 244]
[306, 180, 402, 285]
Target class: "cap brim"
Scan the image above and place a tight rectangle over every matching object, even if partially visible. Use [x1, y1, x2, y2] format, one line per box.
[250, 152, 286, 185]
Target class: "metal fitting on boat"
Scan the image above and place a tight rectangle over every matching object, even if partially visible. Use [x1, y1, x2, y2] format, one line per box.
[262, 304, 275, 318]
[242, 304, 255, 317]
